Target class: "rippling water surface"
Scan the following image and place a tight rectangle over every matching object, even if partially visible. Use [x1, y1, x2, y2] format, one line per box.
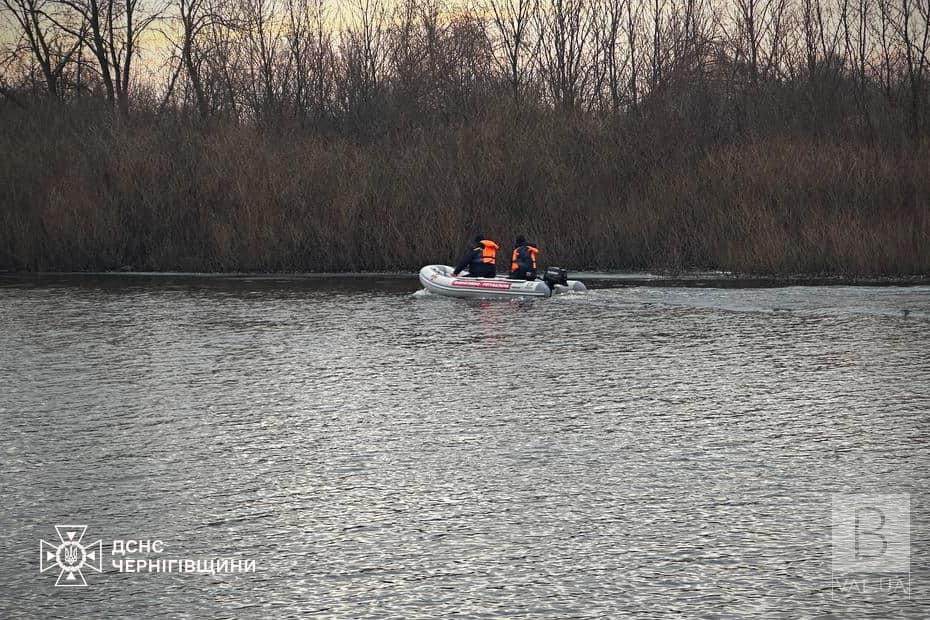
[1, 274, 928, 618]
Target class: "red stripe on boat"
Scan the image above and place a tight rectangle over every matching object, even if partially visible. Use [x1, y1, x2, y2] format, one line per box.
[451, 279, 513, 290]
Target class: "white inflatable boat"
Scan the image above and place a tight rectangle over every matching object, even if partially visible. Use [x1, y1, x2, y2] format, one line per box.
[418, 265, 586, 299]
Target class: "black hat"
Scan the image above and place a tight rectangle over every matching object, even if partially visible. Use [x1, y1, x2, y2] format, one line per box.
[515, 235, 526, 245]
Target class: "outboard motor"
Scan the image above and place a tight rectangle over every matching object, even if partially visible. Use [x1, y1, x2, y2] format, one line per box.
[543, 266, 569, 289]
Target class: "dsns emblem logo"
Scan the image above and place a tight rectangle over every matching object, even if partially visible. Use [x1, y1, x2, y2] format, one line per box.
[40, 525, 103, 586]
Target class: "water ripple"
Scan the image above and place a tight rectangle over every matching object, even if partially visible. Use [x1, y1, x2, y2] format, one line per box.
[1, 278, 927, 617]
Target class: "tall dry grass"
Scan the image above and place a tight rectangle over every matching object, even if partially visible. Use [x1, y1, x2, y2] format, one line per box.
[0, 101, 927, 274]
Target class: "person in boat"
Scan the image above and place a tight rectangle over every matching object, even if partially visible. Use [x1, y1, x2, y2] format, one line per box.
[452, 235, 499, 278]
[509, 235, 539, 280]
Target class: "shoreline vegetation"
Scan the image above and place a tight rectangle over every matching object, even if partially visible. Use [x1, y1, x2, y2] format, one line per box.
[1, 0, 928, 275]
[3, 272, 930, 289]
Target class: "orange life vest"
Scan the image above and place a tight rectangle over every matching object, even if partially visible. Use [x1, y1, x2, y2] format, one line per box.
[477, 240, 499, 265]
[511, 244, 538, 273]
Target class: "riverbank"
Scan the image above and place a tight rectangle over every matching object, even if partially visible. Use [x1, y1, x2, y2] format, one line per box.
[3, 271, 929, 290]
[2, 103, 928, 275]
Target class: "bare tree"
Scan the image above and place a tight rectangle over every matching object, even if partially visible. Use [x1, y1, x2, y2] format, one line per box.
[239, 0, 289, 122]
[286, 0, 334, 123]
[338, 0, 386, 117]
[1, 0, 82, 96]
[48, 0, 163, 111]
[897, 0, 930, 136]
[593, 0, 627, 112]
[173, 0, 219, 117]
[537, 0, 597, 110]
[730, 0, 775, 87]
[488, 0, 536, 104]
[625, 0, 643, 107]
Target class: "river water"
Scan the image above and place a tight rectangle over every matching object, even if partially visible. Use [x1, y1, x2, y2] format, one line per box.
[1, 274, 927, 618]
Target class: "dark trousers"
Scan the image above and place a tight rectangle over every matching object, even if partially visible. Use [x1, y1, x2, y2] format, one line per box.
[467, 263, 496, 278]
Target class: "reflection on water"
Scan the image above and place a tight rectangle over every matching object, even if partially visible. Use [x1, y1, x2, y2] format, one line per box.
[0, 275, 928, 617]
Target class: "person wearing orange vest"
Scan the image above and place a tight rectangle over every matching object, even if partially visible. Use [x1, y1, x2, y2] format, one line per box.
[452, 235, 499, 278]
[509, 235, 539, 280]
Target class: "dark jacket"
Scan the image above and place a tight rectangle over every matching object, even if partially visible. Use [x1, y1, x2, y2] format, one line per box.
[453, 240, 499, 277]
[510, 243, 539, 279]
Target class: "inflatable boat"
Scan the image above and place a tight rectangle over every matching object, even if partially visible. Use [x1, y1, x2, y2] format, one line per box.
[418, 265, 586, 299]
